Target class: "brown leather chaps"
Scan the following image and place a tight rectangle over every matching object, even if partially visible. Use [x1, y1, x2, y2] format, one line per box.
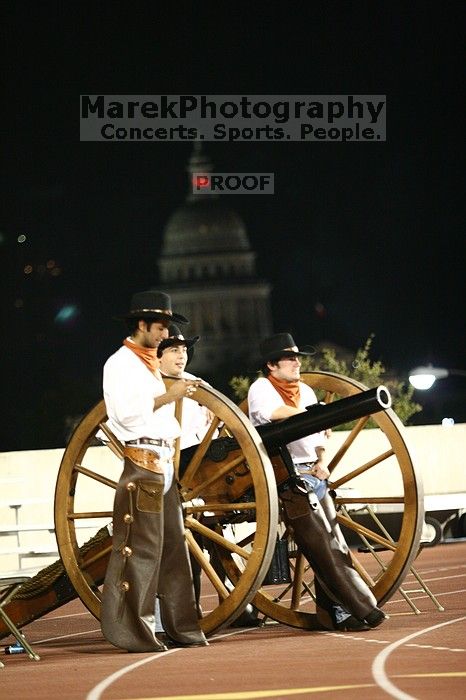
[101, 451, 206, 652]
[280, 485, 377, 621]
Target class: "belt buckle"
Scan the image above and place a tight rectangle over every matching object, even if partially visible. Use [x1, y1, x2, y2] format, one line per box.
[128, 437, 171, 449]
[148, 438, 164, 447]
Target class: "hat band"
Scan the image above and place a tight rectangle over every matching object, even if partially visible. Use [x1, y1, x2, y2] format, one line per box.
[129, 308, 173, 316]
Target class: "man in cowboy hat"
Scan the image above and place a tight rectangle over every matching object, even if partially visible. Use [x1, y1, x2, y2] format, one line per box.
[100, 290, 208, 652]
[247, 333, 387, 632]
[157, 325, 261, 627]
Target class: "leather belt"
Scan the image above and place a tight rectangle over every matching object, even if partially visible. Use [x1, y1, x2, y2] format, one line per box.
[126, 437, 173, 448]
[123, 446, 166, 474]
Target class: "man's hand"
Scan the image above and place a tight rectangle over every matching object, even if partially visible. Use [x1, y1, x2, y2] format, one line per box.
[154, 379, 201, 410]
[166, 379, 201, 401]
[313, 446, 329, 479]
[312, 461, 330, 480]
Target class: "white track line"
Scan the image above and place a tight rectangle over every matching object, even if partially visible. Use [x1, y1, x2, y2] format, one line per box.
[86, 627, 253, 700]
[38, 628, 102, 644]
[86, 647, 180, 700]
[372, 615, 466, 700]
[39, 611, 93, 621]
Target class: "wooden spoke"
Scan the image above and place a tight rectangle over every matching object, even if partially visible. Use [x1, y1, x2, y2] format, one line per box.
[330, 448, 395, 489]
[349, 551, 377, 588]
[184, 502, 256, 514]
[185, 530, 229, 599]
[334, 496, 405, 505]
[74, 465, 117, 489]
[336, 514, 396, 550]
[178, 415, 222, 490]
[68, 511, 113, 520]
[185, 517, 251, 560]
[81, 543, 113, 571]
[327, 417, 369, 473]
[97, 422, 124, 458]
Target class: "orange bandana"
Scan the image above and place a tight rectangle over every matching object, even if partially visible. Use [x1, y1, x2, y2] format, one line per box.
[267, 374, 301, 408]
[123, 338, 159, 374]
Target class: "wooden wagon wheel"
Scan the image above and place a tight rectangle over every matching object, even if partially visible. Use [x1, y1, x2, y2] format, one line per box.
[234, 371, 424, 629]
[54, 381, 279, 634]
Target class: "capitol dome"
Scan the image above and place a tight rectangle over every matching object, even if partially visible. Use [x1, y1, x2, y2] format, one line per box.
[161, 198, 251, 256]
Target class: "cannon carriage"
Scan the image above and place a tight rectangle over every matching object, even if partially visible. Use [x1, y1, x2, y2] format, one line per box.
[51, 371, 423, 633]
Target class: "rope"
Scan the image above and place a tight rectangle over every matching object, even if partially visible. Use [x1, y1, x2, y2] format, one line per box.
[11, 527, 111, 600]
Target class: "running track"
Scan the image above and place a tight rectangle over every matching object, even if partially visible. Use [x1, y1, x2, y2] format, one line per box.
[1, 541, 465, 700]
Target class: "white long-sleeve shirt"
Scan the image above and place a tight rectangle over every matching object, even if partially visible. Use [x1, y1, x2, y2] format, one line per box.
[103, 345, 181, 443]
[247, 377, 325, 464]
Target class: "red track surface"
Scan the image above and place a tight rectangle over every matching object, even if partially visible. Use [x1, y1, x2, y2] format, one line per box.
[1, 541, 465, 700]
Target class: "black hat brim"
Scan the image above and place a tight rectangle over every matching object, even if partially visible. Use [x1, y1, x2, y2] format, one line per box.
[158, 335, 200, 354]
[253, 345, 316, 370]
[118, 311, 189, 324]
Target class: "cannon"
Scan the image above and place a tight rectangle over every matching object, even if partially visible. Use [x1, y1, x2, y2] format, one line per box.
[257, 385, 391, 453]
[2, 372, 423, 636]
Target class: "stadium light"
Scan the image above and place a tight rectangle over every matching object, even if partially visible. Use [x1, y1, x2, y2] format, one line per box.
[408, 364, 466, 390]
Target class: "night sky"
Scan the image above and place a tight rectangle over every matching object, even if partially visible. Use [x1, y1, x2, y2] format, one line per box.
[1, 3, 464, 450]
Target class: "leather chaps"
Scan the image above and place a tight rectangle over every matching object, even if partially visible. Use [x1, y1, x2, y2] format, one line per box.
[280, 485, 377, 621]
[101, 450, 206, 652]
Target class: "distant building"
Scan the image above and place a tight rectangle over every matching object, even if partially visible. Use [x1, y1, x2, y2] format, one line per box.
[158, 145, 272, 378]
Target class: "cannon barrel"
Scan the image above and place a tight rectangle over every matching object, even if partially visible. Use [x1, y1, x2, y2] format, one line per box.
[256, 385, 391, 456]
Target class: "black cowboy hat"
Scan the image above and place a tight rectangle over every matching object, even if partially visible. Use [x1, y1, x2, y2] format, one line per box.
[258, 332, 315, 366]
[157, 323, 200, 366]
[119, 290, 188, 324]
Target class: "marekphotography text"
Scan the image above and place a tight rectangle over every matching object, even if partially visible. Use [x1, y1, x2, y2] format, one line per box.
[80, 95, 386, 142]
